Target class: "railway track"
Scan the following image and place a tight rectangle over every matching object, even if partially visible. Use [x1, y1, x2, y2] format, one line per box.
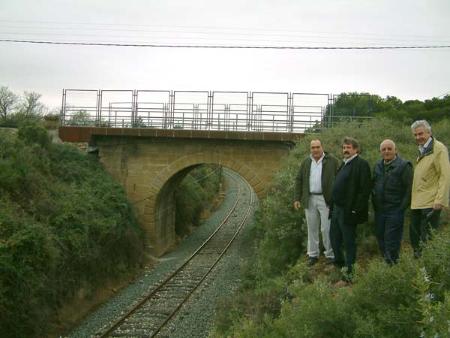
[96, 170, 254, 337]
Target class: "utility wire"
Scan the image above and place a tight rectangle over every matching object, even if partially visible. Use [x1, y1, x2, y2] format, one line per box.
[1, 19, 449, 40]
[2, 31, 448, 46]
[1, 38, 450, 49]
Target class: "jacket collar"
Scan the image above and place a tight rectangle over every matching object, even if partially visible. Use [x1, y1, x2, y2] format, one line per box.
[417, 137, 434, 162]
[343, 153, 358, 165]
[310, 152, 325, 163]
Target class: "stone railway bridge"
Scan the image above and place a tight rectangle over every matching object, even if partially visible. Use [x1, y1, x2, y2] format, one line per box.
[59, 126, 303, 255]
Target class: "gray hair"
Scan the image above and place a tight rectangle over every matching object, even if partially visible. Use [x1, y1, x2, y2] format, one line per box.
[379, 139, 396, 151]
[411, 120, 432, 133]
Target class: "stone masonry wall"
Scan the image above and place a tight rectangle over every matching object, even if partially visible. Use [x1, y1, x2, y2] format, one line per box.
[96, 136, 291, 256]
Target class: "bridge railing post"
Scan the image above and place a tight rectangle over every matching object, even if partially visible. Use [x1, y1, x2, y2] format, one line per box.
[131, 90, 137, 127]
[288, 93, 294, 132]
[168, 91, 175, 129]
[96, 90, 102, 127]
[60, 89, 66, 126]
[208, 91, 213, 130]
[247, 92, 253, 131]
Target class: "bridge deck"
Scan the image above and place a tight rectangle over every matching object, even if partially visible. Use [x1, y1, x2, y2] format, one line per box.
[59, 126, 304, 143]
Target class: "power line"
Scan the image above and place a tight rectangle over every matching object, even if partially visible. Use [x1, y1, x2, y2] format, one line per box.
[1, 19, 449, 40]
[2, 30, 448, 46]
[2, 20, 449, 46]
[1, 38, 450, 50]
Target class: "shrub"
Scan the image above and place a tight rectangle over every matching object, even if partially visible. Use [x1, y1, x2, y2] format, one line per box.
[213, 117, 450, 337]
[17, 122, 51, 149]
[174, 164, 222, 236]
[348, 257, 422, 337]
[421, 226, 450, 301]
[272, 279, 354, 338]
[0, 127, 145, 337]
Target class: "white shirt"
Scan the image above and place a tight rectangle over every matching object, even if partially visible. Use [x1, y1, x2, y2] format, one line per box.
[343, 153, 358, 165]
[309, 153, 324, 194]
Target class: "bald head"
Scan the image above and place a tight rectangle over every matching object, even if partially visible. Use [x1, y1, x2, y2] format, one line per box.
[380, 139, 397, 162]
[310, 139, 324, 161]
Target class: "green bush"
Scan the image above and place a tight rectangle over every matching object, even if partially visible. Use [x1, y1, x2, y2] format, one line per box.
[422, 227, 450, 301]
[213, 117, 450, 337]
[272, 279, 354, 338]
[17, 121, 51, 148]
[175, 164, 222, 236]
[349, 258, 422, 337]
[231, 230, 450, 338]
[250, 151, 306, 280]
[0, 125, 145, 337]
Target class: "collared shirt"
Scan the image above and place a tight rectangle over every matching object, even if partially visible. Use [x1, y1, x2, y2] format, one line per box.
[419, 137, 432, 155]
[383, 155, 397, 174]
[383, 155, 397, 166]
[343, 153, 358, 165]
[309, 153, 324, 194]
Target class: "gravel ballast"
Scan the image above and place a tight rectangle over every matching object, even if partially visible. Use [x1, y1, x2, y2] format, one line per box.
[68, 170, 257, 338]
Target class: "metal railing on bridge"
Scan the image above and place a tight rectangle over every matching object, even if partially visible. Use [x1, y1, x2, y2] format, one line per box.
[60, 89, 372, 133]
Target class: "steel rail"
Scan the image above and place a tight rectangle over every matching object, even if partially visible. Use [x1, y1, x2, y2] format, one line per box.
[97, 171, 253, 337]
[151, 175, 254, 337]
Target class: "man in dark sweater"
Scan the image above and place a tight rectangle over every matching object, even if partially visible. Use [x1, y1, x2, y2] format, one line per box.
[330, 137, 371, 282]
[372, 139, 413, 265]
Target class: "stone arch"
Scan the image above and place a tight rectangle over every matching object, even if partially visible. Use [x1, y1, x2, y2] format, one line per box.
[142, 152, 265, 255]
[93, 135, 293, 256]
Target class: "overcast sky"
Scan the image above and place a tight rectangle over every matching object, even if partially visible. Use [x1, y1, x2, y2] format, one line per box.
[1, 0, 449, 111]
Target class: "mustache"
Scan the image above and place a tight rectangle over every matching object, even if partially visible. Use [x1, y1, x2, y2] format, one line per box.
[343, 151, 350, 155]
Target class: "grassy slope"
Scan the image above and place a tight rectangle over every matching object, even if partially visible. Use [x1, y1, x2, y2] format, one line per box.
[0, 125, 145, 338]
[211, 118, 450, 337]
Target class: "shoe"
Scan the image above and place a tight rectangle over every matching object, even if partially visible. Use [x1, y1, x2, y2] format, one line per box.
[333, 260, 345, 268]
[341, 267, 353, 283]
[307, 256, 319, 266]
[325, 257, 335, 265]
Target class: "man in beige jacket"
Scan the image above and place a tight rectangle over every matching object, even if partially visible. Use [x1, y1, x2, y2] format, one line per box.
[410, 120, 450, 257]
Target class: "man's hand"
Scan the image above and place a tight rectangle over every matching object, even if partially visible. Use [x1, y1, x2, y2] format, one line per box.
[433, 203, 444, 210]
[293, 201, 301, 210]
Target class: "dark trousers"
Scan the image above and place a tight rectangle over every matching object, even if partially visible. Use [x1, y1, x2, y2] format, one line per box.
[330, 205, 356, 272]
[410, 208, 441, 253]
[375, 209, 404, 264]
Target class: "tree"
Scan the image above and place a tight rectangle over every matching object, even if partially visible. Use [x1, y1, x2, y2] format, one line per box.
[332, 92, 385, 117]
[68, 110, 93, 126]
[18, 91, 45, 117]
[0, 86, 18, 119]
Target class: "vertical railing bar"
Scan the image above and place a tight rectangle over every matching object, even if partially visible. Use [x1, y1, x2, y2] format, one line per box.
[96, 90, 102, 127]
[60, 89, 66, 126]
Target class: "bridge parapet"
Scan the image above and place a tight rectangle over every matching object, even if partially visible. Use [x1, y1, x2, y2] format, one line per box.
[58, 126, 304, 143]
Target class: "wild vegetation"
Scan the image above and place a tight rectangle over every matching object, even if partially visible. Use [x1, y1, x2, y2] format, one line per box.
[0, 87, 223, 337]
[212, 112, 450, 336]
[175, 165, 223, 237]
[327, 92, 450, 123]
[0, 123, 145, 337]
[0, 86, 53, 127]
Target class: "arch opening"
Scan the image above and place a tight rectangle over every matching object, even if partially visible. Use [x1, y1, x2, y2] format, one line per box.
[153, 163, 258, 255]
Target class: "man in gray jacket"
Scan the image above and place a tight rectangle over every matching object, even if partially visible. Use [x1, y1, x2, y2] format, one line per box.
[294, 139, 340, 266]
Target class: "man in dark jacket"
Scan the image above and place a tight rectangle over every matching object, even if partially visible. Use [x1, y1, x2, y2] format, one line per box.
[372, 139, 413, 265]
[330, 137, 371, 282]
[294, 139, 340, 266]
